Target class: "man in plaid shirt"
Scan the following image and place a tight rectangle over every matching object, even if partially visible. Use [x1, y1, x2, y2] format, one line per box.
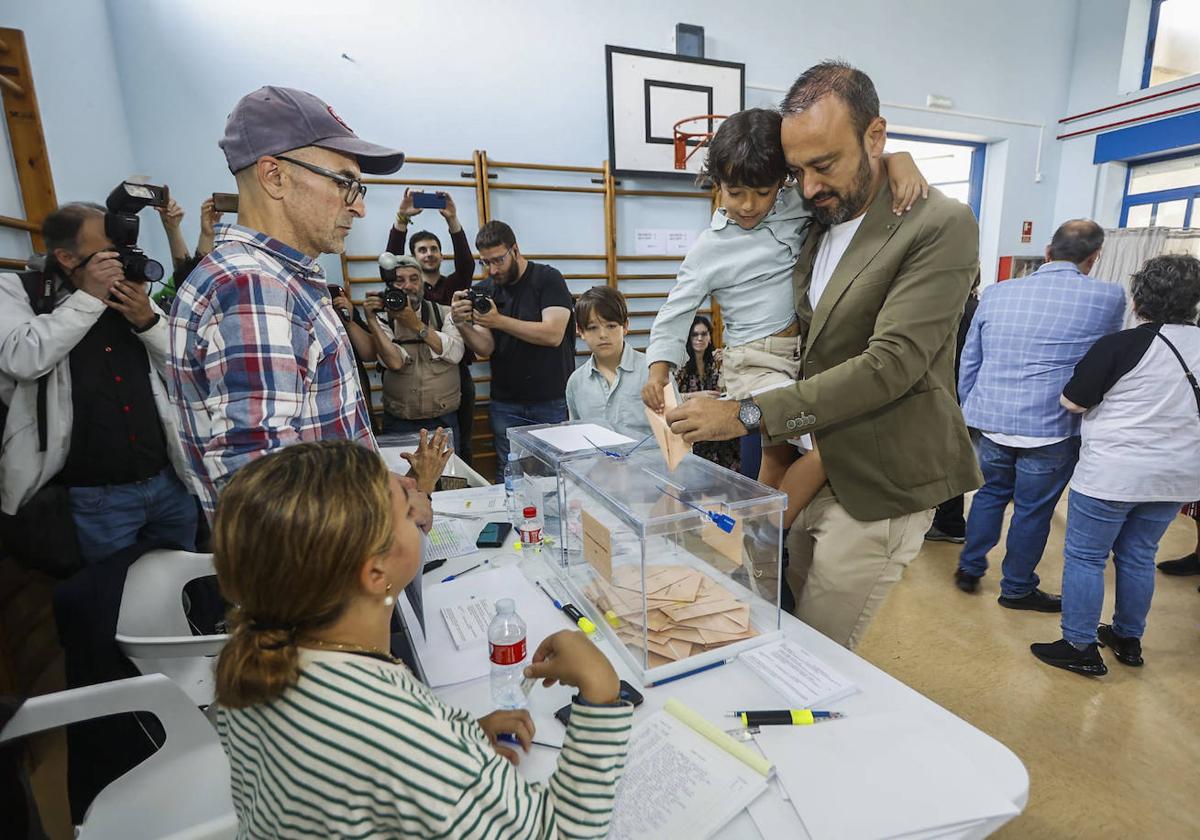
[955, 220, 1125, 608]
[167, 86, 405, 516]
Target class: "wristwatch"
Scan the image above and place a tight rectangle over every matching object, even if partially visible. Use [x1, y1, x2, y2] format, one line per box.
[737, 398, 762, 432]
[418, 327, 430, 341]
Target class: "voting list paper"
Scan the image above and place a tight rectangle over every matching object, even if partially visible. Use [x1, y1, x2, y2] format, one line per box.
[609, 709, 767, 840]
[422, 519, 478, 562]
[738, 639, 858, 709]
[440, 599, 493, 650]
[527, 423, 635, 453]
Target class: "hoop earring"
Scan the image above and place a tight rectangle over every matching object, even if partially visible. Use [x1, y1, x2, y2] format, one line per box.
[383, 582, 395, 609]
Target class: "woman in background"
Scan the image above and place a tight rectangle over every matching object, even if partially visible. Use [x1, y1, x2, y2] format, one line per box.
[675, 315, 740, 472]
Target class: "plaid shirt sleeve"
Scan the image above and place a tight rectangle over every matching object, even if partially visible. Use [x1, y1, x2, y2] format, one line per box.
[196, 270, 313, 496]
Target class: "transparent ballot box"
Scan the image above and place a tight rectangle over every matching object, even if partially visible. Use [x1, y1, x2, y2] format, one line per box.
[557, 449, 786, 684]
[507, 421, 640, 560]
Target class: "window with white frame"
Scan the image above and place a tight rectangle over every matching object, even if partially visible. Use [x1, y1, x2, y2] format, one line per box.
[1143, 0, 1200, 88]
[1121, 153, 1200, 229]
[885, 134, 985, 218]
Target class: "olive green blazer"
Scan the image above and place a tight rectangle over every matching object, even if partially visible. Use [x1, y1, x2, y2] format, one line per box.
[757, 182, 983, 521]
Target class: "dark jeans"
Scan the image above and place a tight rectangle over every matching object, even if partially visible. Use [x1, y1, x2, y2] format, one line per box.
[489, 398, 568, 481]
[456, 364, 476, 467]
[739, 434, 763, 480]
[933, 494, 966, 537]
[959, 435, 1080, 598]
[381, 411, 462, 456]
[68, 468, 197, 564]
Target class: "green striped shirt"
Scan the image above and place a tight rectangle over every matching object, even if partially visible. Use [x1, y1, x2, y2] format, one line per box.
[216, 649, 632, 839]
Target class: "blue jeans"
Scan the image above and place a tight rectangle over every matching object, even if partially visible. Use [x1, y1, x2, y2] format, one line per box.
[959, 435, 1079, 598]
[489, 398, 568, 481]
[381, 411, 462, 456]
[1060, 490, 1179, 645]
[68, 468, 198, 564]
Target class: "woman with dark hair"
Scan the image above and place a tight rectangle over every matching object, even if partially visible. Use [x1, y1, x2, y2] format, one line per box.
[675, 316, 740, 471]
[1032, 254, 1200, 676]
[213, 440, 631, 838]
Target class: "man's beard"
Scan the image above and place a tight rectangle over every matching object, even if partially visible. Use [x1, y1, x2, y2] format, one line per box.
[421, 256, 442, 275]
[804, 151, 873, 226]
[497, 260, 520, 286]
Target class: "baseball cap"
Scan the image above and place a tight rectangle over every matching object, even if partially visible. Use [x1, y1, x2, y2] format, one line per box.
[220, 86, 404, 176]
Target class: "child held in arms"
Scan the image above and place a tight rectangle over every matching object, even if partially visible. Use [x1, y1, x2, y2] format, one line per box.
[642, 108, 928, 528]
[567, 285, 652, 441]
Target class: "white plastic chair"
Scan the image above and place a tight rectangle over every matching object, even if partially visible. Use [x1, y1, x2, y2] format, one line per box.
[2, 673, 237, 839]
[116, 550, 229, 706]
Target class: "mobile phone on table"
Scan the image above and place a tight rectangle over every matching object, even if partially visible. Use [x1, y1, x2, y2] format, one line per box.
[411, 191, 448, 210]
[554, 680, 644, 725]
[476, 521, 512, 548]
[212, 192, 239, 213]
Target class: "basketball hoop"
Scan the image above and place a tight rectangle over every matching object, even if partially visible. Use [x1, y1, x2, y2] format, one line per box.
[673, 114, 727, 170]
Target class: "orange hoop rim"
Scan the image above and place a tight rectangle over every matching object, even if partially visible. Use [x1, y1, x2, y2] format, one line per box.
[672, 114, 727, 169]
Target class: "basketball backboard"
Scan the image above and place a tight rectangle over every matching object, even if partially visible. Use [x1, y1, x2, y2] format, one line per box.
[606, 46, 744, 179]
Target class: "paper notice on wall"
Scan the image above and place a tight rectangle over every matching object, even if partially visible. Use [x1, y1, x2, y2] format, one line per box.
[635, 229, 667, 255]
[666, 229, 698, 256]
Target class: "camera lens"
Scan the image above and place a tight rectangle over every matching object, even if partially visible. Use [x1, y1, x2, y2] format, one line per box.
[382, 287, 409, 311]
[121, 251, 164, 283]
[473, 295, 493, 314]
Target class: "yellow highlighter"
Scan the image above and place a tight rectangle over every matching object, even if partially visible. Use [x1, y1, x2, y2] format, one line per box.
[726, 709, 845, 726]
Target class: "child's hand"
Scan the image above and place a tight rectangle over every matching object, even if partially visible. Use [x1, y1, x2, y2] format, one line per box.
[642, 363, 672, 413]
[885, 151, 929, 215]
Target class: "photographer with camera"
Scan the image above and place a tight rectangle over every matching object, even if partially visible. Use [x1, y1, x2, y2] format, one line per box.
[0, 201, 196, 566]
[451, 220, 574, 479]
[357, 255, 465, 449]
[167, 85, 405, 516]
[387, 188, 478, 464]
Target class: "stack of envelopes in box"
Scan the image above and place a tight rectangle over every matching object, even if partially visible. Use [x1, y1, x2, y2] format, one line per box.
[585, 564, 757, 668]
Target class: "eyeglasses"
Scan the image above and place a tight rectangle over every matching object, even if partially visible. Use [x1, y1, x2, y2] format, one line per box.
[276, 155, 367, 205]
[478, 247, 514, 269]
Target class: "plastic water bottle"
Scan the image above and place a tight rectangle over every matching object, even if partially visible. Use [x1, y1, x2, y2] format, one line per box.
[503, 453, 524, 528]
[519, 506, 543, 558]
[489, 598, 528, 709]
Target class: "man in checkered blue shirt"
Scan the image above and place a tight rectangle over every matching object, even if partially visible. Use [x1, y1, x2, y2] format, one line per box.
[954, 220, 1126, 609]
[167, 86, 405, 516]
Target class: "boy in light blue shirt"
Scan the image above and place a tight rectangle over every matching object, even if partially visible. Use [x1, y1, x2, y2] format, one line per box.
[566, 286, 652, 441]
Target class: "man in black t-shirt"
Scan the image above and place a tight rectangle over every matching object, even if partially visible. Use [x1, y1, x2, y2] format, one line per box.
[451, 220, 574, 479]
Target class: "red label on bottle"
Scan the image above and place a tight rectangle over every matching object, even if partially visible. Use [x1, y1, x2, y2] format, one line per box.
[519, 525, 542, 544]
[490, 638, 527, 666]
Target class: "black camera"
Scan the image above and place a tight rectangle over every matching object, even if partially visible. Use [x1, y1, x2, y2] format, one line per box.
[465, 287, 493, 313]
[104, 181, 167, 283]
[381, 287, 415, 312]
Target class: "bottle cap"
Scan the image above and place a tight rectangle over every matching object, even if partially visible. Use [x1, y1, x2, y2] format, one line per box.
[523, 506, 537, 518]
[496, 598, 515, 614]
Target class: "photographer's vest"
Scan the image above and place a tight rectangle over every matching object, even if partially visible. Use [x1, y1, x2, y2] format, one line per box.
[380, 300, 462, 420]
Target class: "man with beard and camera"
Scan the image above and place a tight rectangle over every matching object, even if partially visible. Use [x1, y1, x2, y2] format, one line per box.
[0, 201, 196, 565]
[353, 254, 465, 450]
[450, 220, 574, 479]
[166, 86, 411, 517]
[665, 61, 982, 649]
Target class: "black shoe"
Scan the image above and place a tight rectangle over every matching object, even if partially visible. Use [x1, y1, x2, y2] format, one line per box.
[1097, 624, 1144, 667]
[926, 526, 966, 544]
[1157, 552, 1200, 576]
[954, 568, 981, 593]
[1030, 639, 1108, 676]
[998, 588, 1062, 612]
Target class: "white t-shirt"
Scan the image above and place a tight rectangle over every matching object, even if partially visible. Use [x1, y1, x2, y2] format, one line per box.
[1065, 322, 1200, 503]
[808, 214, 866, 309]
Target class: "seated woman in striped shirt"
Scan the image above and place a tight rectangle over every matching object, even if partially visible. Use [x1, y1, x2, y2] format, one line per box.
[212, 440, 632, 839]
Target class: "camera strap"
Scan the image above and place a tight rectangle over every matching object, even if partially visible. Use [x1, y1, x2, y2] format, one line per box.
[16, 271, 54, 452]
[1155, 328, 1200, 419]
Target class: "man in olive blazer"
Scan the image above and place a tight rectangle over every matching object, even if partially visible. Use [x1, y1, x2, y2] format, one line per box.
[668, 61, 982, 648]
